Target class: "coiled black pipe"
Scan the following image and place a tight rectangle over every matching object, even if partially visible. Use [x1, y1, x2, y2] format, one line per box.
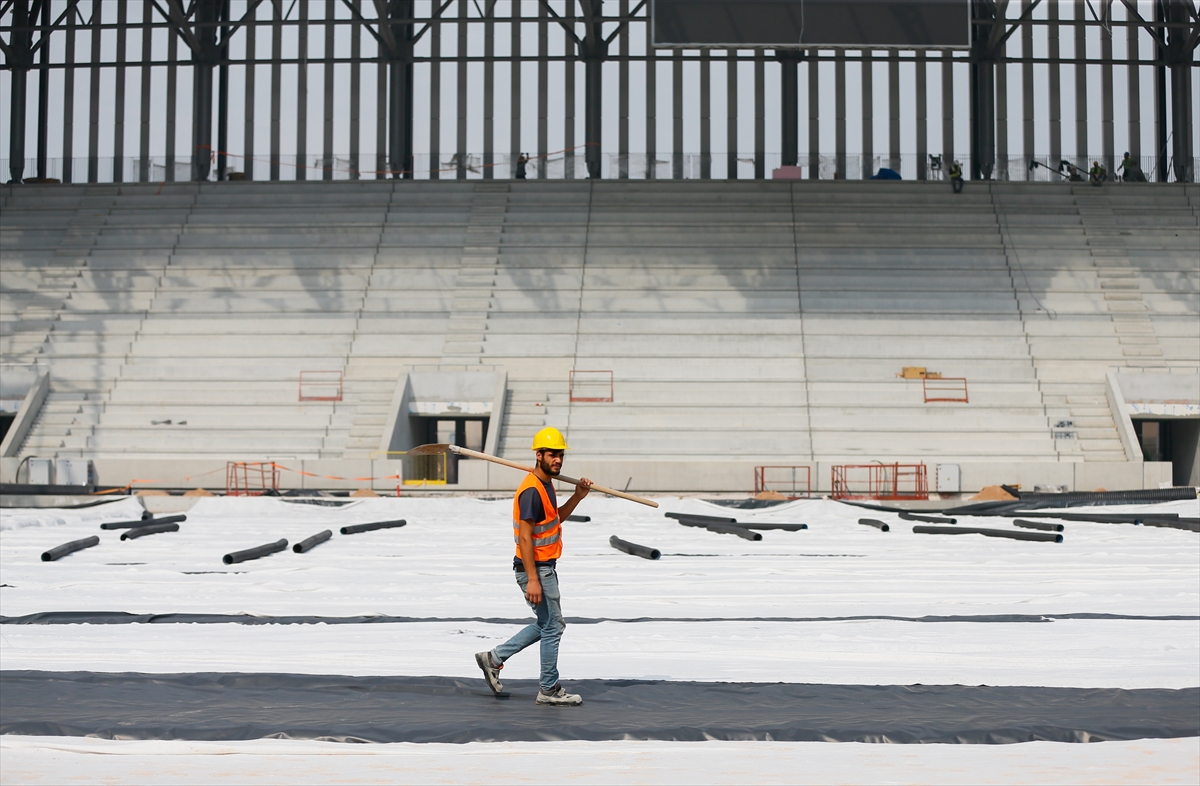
[913, 525, 1062, 543]
[41, 536, 100, 562]
[120, 522, 180, 541]
[223, 539, 288, 565]
[609, 535, 661, 560]
[899, 511, 957, 524]
[702, 523, 762, 541]
[293, 530, 333, 553]
[1013, 519, 1065, 532]
[665, 512, 737, 524]
[858, 518, 890, 532]
[101, 514, 186, 531]
[339, 519, 406, 535]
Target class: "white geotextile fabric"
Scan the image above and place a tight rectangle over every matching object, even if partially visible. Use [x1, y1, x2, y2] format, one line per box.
[1, 495, 1198, 688]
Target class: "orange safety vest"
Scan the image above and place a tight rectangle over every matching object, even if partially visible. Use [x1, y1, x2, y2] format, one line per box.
[512, 473, 562, 562]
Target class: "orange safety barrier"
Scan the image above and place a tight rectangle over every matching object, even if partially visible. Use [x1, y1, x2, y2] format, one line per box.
[754, 466, 812, 498]
[831, 463, 929, 501]
[569, 369, 614, 403]
[923, 377, 968, 403]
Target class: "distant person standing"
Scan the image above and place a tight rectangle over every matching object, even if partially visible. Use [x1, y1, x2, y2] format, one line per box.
[515, 153, 530, 180]
[949, 160, 964, 194]
[1119, 152, 1145, 182]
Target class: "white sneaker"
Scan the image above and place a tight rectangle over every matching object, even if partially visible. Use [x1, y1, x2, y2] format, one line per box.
[475, 651, 504, 695]
[535, 683, 583, 706]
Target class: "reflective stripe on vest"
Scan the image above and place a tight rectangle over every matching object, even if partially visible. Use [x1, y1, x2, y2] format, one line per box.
[512, 472, 563, 561]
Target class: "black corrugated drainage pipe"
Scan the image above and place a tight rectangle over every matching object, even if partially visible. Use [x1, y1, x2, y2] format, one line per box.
[293, 530, 333, 553]
[609, 535, 661, 560]
[913, 525, 1063, 543]
[41, 536, 100, 562]
[340, 519, 407, 535]
[120, 522, 180, 540]
[101, 514, 186, 530]
[223, 539, 288, 564]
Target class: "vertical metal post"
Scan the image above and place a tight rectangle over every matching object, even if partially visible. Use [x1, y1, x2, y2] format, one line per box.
[646, 24, 655, 178]
[537, 2, 547, 177]
[323, 0, 336, 180]
[1126, 4, 1139, 160]
[510, 6, 520, 177]
[888, 50, 899, 172]
[700, 50, 711, 179]
[861, 50, 872, 178]
[1154, 0, 1166, 181]
[1074, 1, 1088, 165]
[88, 4, 101, 182]
[996, 43, 1008, 179]
[36, 0, 51, 180]
[388, 0, 415, 179]
[114, 1, 127, 182]
[582, 0, 607, 179]
[6, 0, 30, 183]
[270, 0, 282, 180]
[483, 4, 494, 178]
[779, 51, 799, 167]
[139, 0, 153, 181]
[834, 50, 845, 179]
[245, 3, 257, 180]
[217, 0, 230, 181]
[295, 0, 308, 181]
[63, 6, 76, 184]
[754, 51, 764, 179]
[1021, 1, 1033, 179]
[1048, 0, 1061, 173]
[349, 0, 361, 179]
[1100, 1, 1114, 175]
[564, 1, 575, 178]
[167, 7, 179, 181]
[619, 1, 629, 178]
[726, 51, 737, 179]
[1166, 1, 1194, 182]
[457, 0, 468, 179]
[192, 0, 220, 181]
[430, 5, 442, 179]
[942, 50, 954, 178]
[916, 50, 927, 180]
[808, 49, 819, 178]
[673, 51, 683, 178]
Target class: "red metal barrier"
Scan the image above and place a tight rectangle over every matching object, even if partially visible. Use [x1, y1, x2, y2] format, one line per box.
[226, 462, 280, 496]
[831, 463, 929, 500]
[923, 377, 968, 403]
[569, 369, 614, 402]
[299, 370, 344, 402]
[754, 466, 812, 498]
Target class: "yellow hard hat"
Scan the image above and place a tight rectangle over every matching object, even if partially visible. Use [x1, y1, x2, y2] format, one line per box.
[531, 426, 569, 451]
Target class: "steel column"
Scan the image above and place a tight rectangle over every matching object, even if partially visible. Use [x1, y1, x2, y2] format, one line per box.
[1048, 1, 1061, 171]
[245, 2, 257, 180]
[861, 50, 872, 179]
[808, 50, 819, 178]
[673, 50, 683, 178]
[1165, 0, 1194, 182]
[916, 51, 927, 180]
[387, 0, 415, 179]
[726, 51, 736, 179]
[6, 0, 30, 183]
[191, 0, 221, 182]
[754, 51, 764, 179]
[295, 0, 308, 180]
[114, 1, 126, 182]
[779, 50, 799, 167]
[581, 0, 606, 179]
[1100, 1, 1114, 175]
[1126, 3, 1139, 160]
[36, 0, 50, 180]
[700, 50, 711, 178]
[217, 0, 230, 181]
[835, 50, 845, 179]
[969, 0, 994, 180]
[139, 0, 153, 182]
[888, 50, 899, 171]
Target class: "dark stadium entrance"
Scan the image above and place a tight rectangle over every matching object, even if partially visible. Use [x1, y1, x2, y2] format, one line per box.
[1134, 419, 1200, 487]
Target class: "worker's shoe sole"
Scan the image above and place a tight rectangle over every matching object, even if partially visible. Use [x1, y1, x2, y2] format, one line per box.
[475, 651, 504, 695]
[535, 684, 583, 706]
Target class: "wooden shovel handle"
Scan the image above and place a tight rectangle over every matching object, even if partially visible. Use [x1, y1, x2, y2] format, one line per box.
[449, 446, 659, 508]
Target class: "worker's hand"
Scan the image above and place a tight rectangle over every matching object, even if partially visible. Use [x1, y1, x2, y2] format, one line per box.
[525, 578, 543, 605]
[574, 477, 593, 499]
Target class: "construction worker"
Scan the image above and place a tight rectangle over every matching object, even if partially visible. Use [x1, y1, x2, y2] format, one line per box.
[476, 426, 592, 705]
[949, 160, 964, 194]
[1089, 161, 1107, 187]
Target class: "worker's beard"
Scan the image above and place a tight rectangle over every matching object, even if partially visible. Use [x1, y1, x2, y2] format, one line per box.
[538, 454, 561, 476]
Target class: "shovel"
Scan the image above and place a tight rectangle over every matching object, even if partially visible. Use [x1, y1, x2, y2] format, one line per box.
[407, 443, 659, 508]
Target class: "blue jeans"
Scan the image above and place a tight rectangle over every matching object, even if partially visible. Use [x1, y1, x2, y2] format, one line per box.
[492, 564, 564, 692]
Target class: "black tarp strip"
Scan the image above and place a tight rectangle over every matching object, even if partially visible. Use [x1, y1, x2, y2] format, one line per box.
[2, 611, 1196, 626]
[1, 670, 1195, 745]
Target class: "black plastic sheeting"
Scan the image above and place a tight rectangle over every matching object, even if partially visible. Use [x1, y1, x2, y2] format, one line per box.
[11, 611, 1194, 626]
[1, 670, 1195, 744]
